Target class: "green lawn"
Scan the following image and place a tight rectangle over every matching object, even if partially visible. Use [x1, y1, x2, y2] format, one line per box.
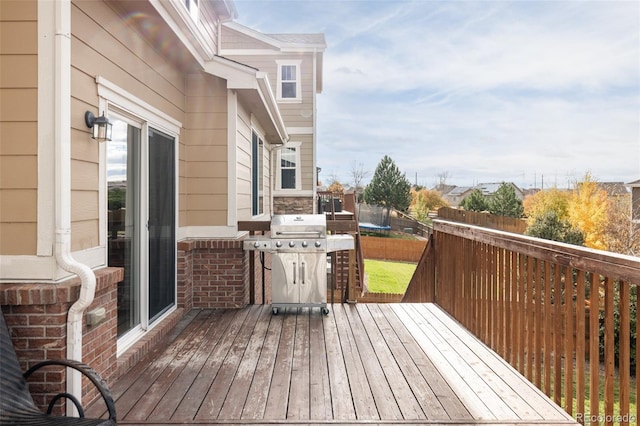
[364, 259, 417, 294]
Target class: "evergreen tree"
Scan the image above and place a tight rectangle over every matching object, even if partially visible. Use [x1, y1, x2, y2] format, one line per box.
[363, 155, 412, 212]
[525, 210, 584, 245]
[489, 182, 524, 218]
[460, 189, 489, 212]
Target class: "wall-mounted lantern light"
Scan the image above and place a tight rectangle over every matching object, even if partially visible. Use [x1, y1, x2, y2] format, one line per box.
[84, 111, 113, 142]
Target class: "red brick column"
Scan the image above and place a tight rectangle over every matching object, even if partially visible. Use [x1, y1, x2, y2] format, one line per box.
[178, 239, 250, 308]
[0, 267, 122, 414]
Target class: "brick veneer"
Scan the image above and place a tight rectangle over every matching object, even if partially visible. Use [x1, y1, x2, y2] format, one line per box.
[0, 267, 122, 414]
[273, 196, 314, 214]
[178, 239, 250, 309]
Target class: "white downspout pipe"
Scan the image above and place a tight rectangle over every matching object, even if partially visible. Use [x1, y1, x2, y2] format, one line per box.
[52, 0, 97, 415]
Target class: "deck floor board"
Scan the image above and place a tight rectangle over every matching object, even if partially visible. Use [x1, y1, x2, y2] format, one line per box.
[94, 303, 578, 425]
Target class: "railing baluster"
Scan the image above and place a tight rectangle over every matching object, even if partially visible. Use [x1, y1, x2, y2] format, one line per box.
[535, 259, 543, 389]
[527, 255, 534, 382]
[619, 279, 630, 426]
[554, 263, 563, 407]
[564, 265, 574, 417]
[590, 274, 600, 426]
[604, 276, 614, 425]
[575, 269, 586, 422]
[544, 261, 552, 396]
[518, 251, 526, 376]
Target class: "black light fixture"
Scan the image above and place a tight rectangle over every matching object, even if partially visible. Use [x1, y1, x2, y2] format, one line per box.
[84, 111, 113, 142]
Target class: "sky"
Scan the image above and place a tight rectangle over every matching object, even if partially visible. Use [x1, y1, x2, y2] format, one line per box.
[233, 0, 640, 190]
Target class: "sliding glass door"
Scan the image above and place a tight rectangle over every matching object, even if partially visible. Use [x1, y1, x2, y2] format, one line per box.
[107, 115, 176, 342]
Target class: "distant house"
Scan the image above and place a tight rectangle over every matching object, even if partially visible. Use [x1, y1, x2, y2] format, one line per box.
[440, 182, 523, 207]
[0, 0, 324, 413]
[627, 179, 640, 224]
[442, 186, 473, 206]
[597, 182, 630, 198]
[475, 182, 524, 201]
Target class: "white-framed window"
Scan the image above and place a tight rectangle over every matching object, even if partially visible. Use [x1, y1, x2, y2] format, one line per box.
[276, 60, 302, 102]
[183, 0, 199, 22]
[277, 142, 301, 190]
[251, 130, 265, 216]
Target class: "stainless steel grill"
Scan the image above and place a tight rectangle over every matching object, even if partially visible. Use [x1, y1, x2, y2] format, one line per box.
[243, 214, 354, 315]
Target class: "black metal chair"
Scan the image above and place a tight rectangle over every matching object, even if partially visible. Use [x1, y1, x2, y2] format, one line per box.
[0, 308, 116, 425]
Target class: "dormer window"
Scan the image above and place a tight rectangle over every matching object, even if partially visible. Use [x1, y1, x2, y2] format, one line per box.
[184, 0, 199, 22]
[276, 60, 302, 102]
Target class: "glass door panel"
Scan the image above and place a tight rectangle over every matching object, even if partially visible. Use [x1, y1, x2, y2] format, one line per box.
[148, 128, 176, 322]
[108, 119, 142, 337]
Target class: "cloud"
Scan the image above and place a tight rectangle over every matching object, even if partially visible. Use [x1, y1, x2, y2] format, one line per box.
[234, 0, 640, 188]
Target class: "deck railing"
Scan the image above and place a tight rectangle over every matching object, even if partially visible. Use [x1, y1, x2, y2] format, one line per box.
[404, 219, 639, 425]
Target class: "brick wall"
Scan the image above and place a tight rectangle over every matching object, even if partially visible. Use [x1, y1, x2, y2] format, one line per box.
[0, 267, 122, 414]
[179, 239, 250, 308]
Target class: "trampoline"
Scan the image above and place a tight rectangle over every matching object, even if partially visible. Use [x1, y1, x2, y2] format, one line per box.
[358, 204, 391, 234]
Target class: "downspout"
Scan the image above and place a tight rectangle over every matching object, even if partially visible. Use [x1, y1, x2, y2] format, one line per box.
[52, 0, 97, 414]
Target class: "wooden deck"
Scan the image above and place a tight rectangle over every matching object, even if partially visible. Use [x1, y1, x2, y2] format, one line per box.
[95, 303, 578, 425]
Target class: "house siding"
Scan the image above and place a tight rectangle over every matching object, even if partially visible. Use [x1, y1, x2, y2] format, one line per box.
[0, 0, 38, 255]
[71, 0, 190, 251]
[184, 73, 228, 226]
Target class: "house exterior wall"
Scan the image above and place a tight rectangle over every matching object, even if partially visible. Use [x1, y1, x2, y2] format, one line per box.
[228, 53, 315, 192]
[0, 0, 38, 256]
[71, 0, 188, 252]
[0, 0, 319, 414]
[220, 25, 323, 214]
[184, 73, 229, 227]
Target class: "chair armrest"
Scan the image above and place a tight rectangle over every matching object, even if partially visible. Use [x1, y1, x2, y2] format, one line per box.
[23, 359, 116, 422]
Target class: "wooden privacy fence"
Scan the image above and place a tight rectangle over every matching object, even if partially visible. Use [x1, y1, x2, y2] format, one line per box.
[437, 206, 527, 234]
[361, 236, 426, 263]
[404, 219, 639, 425]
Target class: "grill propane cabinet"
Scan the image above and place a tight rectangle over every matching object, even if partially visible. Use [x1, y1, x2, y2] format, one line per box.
[243, 214, 354, 315]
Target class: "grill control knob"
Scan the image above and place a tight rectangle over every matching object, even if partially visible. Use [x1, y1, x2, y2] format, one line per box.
[301, 241, 308, 248]
[289, 241, 296, 248]
[275, 241, 282, 248]
[253, 241, 261, 249]
[315, 241, 322, 248]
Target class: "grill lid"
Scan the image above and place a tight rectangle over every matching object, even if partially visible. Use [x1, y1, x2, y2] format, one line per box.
[271, 214, 326, 239]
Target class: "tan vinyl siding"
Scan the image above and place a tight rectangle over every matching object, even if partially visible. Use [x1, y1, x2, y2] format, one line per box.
[225, 54, 315, 127]
[236, 102, 252, 220]
[199, 1, 220, 53]
[183, 74, 228, 226]
[222, 28, 278, 51]
[71, 0, 194, 249]
[287, 133, 314, 191]
[0, 0, 37, 255]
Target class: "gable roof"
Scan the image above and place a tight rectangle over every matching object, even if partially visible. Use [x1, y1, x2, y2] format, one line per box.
[597, 182, 630, 196]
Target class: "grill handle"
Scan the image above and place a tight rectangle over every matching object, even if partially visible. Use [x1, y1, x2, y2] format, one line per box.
[293, 262, 297, 284]
[301, 261, 306, 285]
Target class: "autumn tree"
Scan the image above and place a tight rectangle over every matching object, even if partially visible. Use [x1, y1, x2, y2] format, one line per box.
[460, 189, 489, 212]
[523, 188, 570, 224]
[567, 173, 610, 250]
[604, 195, 640, 256]
[488, 183, 524, 218]
[327, 180, 344, 194]
[363, 155, 412, 212]
[410, 188, 448, 222]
